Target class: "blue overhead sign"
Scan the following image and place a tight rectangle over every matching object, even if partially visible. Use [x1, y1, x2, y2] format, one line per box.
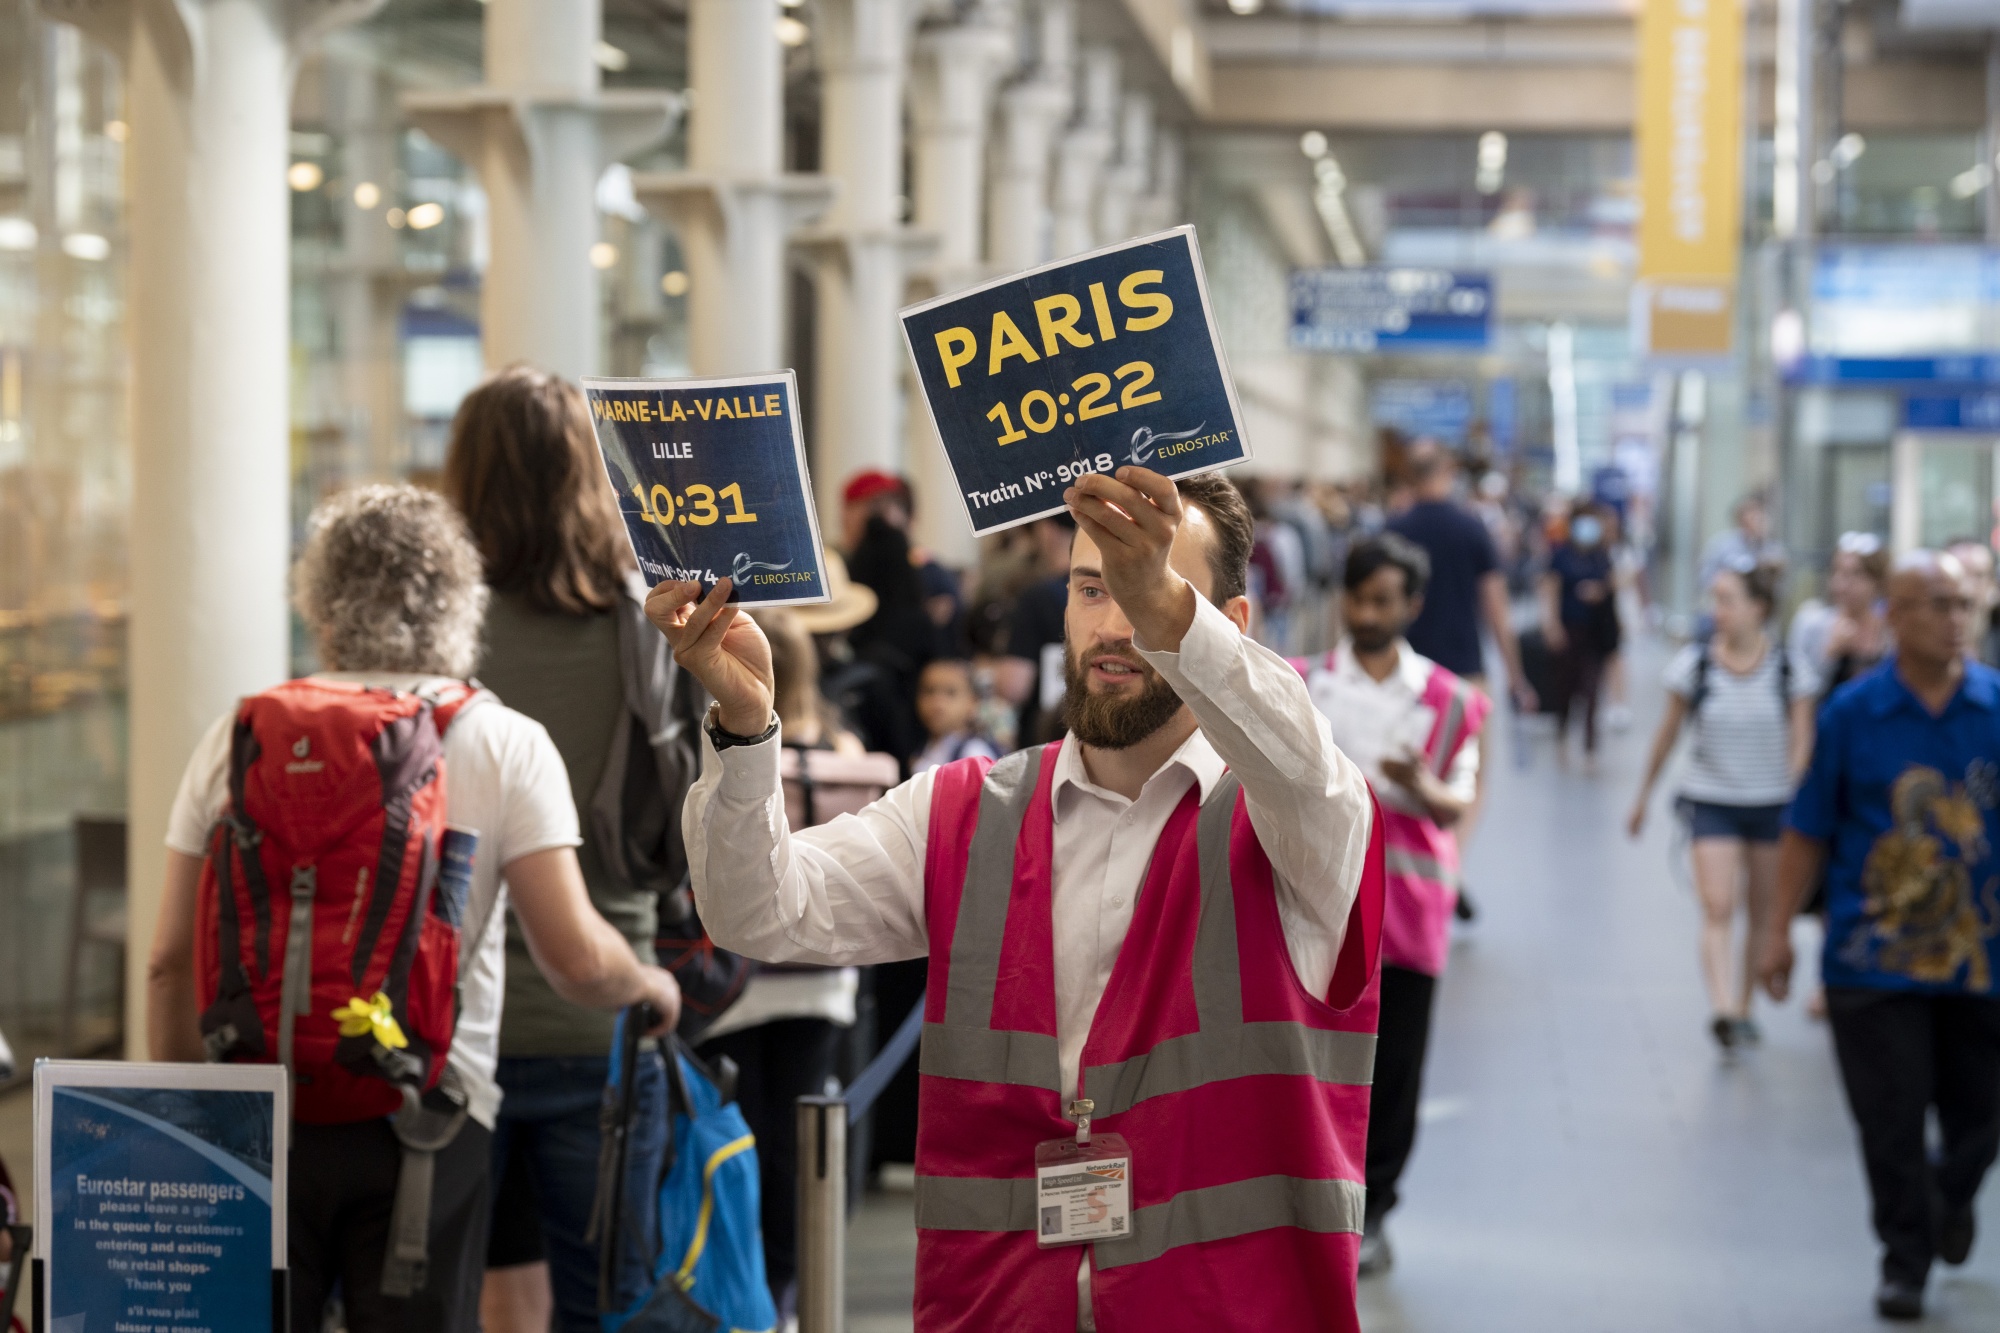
[1906, 391, 2000, 432]
[1290, 268, 1494, 354]
[1785, 355, 2000, 386]
[1371, 379, 1473, 445]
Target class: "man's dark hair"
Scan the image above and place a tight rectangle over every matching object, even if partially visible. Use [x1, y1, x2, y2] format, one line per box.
[1344, 532, 1431, 601]
[1175, 474, 1254, 604]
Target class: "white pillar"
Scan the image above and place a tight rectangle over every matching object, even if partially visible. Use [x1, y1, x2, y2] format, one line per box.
[802, 0, 935, 524]
[985, 0, 1073, 270]
[636, 0, 834, 378]
[1050, 46, 1117, 258]
[404, 0, 677, 380]
[1095, 92, 1152, 244]
[87, 0, 383, 1057]
[907, 4, 1019, 565]
[1136, 126, 1185, 234]
[910, 5, 1018, 281]
[327, 51, 410, 480]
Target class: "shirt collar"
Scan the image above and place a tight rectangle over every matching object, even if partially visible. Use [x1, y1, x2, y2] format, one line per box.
[1049, 727, 1225, 821]
[1865, 658, 2000, 718]
[1333, 636, 1429, 695]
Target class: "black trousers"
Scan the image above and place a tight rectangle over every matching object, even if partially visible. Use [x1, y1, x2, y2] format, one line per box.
[289, 1116, 494, 1333]
[699, 1017, 843, 1308]
[1827, 987, 2000, 1285]
[1551, 642, 1607, 753]
[1365, 965, 1439, 1224]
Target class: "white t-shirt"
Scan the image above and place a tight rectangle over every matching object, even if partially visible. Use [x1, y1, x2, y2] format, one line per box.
[164, 673, 581, 1128]
[1664, 644, 1820, 807]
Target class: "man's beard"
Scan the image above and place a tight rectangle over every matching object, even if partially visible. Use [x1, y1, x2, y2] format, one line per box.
[1348, 624, 1397, 654]
[1061, 641, 1185, 750]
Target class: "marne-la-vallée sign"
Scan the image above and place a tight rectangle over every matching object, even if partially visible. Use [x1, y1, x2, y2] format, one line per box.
[902, 226, 1251, 537]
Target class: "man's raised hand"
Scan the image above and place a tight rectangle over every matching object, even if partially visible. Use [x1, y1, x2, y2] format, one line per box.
[643, 579, 775, 736]
[1063, 465, 1198, 650]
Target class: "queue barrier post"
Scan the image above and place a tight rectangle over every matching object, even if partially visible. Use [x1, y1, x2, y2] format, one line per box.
[792, 995, 926, 1333]
[795, 1096, 848, 1333]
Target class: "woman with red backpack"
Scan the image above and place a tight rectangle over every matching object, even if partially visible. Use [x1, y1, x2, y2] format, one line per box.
[144, 485, 679, 1333]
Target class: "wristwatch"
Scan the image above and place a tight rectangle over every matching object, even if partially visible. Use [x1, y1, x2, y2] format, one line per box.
[706, 705, 779, 751]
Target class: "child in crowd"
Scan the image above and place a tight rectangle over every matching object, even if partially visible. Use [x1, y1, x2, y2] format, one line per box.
[911, 657, 1001, 773]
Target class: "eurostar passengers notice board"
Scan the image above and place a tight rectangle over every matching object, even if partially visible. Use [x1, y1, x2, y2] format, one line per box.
[901, 225, 1251, 537]
[584, 372, 831, 606]
[35, 1060, 288, 1333]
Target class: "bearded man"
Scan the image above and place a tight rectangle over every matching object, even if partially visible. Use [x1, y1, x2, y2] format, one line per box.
[650, 467, 1383, 1333]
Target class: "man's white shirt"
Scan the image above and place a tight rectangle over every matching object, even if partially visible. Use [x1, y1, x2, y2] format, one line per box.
[1302, 639, 1479, 818]
[684, 594, 1376, 1105]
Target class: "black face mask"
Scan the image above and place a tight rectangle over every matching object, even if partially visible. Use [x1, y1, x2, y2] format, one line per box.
[1061, 641, 1185, 750]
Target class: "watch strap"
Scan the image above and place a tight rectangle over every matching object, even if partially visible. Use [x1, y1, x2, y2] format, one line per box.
[707, 709, 780, 750]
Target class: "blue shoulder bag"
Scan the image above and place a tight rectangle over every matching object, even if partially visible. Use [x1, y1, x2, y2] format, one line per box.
[596, 1010, 778, 1333]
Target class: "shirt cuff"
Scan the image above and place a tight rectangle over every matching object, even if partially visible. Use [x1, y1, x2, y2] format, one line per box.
[1133, 591, 1238, 689]
[701, 706, 784, 802]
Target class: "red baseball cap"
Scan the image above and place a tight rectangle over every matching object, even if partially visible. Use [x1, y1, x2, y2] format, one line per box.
[842, 470, 908, 506]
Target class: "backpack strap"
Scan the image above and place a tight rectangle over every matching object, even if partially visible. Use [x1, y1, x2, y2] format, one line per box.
[419, 680, 492, 734]
[380, 1077, 470, 1298]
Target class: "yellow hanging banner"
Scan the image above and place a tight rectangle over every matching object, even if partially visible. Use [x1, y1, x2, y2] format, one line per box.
[1635, 0, 1743, 356]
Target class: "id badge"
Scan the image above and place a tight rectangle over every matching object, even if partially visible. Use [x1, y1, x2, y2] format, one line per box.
[1034, 1099, 1132, 1247]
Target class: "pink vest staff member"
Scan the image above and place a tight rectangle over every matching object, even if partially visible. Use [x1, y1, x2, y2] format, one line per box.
[1295, 533, 1488, 1279]
[649, 467, 1383, 1332]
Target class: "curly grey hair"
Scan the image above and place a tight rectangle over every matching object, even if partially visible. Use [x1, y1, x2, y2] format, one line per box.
[293, 484, 488, 678]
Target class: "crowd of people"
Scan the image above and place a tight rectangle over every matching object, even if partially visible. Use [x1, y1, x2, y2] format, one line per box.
[122, 357, 2000, 1332]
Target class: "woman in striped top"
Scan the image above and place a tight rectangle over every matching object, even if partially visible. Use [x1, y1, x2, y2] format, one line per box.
[1628, 559, 1819, 1051]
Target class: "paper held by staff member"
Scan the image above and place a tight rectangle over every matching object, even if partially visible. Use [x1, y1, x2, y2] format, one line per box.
[584, 370, 832, 606]
[900, 224, 1252, 537]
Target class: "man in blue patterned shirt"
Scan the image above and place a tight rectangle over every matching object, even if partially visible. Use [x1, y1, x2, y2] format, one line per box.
[1764, 551, 2000, 1322]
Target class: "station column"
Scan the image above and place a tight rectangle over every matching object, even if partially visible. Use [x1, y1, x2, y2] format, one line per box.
[636, 0, 833, 378]
[1051, 47, 1118, 258]
[906, 2, 1019, 564]
[404, 0, 678, 378]
[986, 0, 1073, 270]
[87, 0, 380, 1055]
[802, 0, 934, 523]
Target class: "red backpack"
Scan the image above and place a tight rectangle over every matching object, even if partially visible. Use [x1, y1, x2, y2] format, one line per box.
[194, 678, 488, 1124]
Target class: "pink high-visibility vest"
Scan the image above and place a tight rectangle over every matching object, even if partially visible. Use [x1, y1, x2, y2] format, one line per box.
[1297, 651, 1491, 977]
[912, 740, 1386, 1333]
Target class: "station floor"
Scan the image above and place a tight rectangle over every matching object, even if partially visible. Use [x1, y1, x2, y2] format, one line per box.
[843, 635, 2000, 1332]
[5, 636, 2000, 1329]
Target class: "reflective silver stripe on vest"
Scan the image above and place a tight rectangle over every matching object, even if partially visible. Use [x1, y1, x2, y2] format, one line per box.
[1383, 846, 1451, 886]
[912, 1174, 1037, 1231]
[921, 749, 1064, 1091]
[1082, 1023, 1374, 1116]
[1092, 1175, 1367, 1269]
[939, 748, 1041, 1030]
[1431, 687, 1468, 778]
[1190, 774, 1245, 1031]
[919, 1024, 1062, 1091]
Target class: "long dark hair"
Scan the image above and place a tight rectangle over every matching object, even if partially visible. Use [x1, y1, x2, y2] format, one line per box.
[442, 364, 631, 615]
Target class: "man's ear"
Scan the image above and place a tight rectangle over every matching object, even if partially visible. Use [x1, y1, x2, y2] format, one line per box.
[1222, 593, 1252, 635]
[1407, 593, 1425, 626]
